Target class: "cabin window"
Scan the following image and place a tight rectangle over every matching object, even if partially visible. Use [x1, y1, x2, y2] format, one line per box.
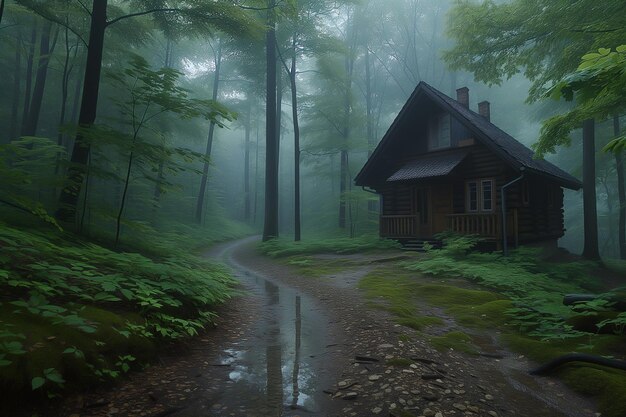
[467, 181, 478, 212]
[466, 179, 495, 212]
[428, 113, 451, 150]
[481, 179, 494, 211]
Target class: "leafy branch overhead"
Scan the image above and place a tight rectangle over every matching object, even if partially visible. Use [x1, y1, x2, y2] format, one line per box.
[536, 46, 626, 156]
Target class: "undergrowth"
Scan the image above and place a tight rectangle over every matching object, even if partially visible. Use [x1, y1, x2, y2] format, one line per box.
[258, 235, 400, 258]
[403, 233, 611, 340]
[0, 222, 236, 403]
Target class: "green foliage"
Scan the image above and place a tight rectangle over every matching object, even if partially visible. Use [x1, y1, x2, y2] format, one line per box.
[444, 0, 626, 102]
[403, 235, 601, 340]
[537, 45, 626, 156]
[429, 331, 477, 355]
[258, 235, 399, 257]
[0, 137, 64, 228]
[0, 222, 235, 399]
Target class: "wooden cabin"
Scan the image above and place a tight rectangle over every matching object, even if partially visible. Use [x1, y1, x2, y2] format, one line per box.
[354, 82, 581, 248]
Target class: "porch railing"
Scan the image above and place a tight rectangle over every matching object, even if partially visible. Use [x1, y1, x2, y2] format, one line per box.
[380, 215, 418, 238]
[446, 213, 499, 238]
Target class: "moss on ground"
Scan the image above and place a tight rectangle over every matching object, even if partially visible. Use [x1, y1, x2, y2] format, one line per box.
[284, 256, 356, 278]
[429, 331, 478, 354]
[386, 358, 415, 367]
[394, 316, 443, 330]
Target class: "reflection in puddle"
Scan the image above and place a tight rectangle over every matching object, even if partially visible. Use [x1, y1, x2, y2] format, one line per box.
[210, 261, 330, 416]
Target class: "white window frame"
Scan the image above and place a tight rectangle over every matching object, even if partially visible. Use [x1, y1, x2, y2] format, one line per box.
[466, 178, 495, 213]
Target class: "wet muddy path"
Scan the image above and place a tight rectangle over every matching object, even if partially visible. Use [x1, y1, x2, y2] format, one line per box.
[56, 237, 600, 417]
[178, 238, 341, 416]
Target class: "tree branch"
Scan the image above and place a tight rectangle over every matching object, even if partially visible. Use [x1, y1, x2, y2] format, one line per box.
[106, 8, 180, 27]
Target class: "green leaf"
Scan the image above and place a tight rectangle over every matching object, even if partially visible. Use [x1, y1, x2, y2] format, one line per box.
[31, 377, 46, 390]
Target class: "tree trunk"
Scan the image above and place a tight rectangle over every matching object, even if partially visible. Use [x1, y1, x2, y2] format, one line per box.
[289, 37, 301, 241]
[339, 46, 354, 229]
[244, 100, 252, 221]
[582, 118, 600, 260]
[263, 0, 279, 241]
[23, 21, 56, 137]
[115, 145, 136, 247]
[615, 115, 626, 260]
[195, 38, 222, 224]
[0, 0, 5, 25]
[254, 107, 260, 225]
[9, 31, 22, 141]
[21, 24, 37, 136]
[57, 0, 108, 224]
[152, 38, 173, 217]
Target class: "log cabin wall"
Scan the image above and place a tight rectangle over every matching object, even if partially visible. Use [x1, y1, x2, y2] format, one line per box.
[512, 177, 565, 243]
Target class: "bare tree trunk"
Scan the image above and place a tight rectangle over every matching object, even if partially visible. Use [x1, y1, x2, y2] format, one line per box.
[339, 38, 355, 229]
[582, 119, 600, 260]
[21, 24, 37, 136]
[57, 0, 108, 224]
[0, 0, 5, 26]
[244, 100, 252, 221]
[9, 31, 22, 141]
[263, 0, 279, 241]
[615, 115, 626, 260]
[253, 108, 260, 225]
[195, 38, 222, 224]
[23, 21, 57, 137]
[288, 37, 301, 241]
[152, 37, 173, 218]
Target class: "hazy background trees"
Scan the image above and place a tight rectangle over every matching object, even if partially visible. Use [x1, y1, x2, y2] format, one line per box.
[0, 0, 624, 260]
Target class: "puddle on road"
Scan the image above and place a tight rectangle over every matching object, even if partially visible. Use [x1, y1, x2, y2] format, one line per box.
[178, 244, 336, 416]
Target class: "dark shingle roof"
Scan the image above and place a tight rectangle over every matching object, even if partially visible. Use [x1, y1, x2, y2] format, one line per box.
[354, 82, 582, 190]
[421, 83, 581, 189]
[387, 151, 468, 182]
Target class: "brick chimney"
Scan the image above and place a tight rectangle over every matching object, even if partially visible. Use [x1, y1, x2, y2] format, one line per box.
[456, 87, 469, 108]
[478, 101, 491, 121]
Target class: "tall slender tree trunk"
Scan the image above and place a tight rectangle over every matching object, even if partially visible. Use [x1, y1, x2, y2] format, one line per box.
[582, 118, 600, 260]
[0, 0, 5, 26]
[195, 38, 222, 224]
[23, 21, 56, 137]
[57, 0, 108, 224]
[339, 50, 354, 229]
[57, 26, 75, 148]
[153, 38, 173, 217]
[263, 0, 279, 241]
[364, 48, 377, 214]
[21, 24, 37, 136]
[244, 100, 252, 221]
[9, 31, 22, 141]
[614, 115, 626, 260]
[253, 109, 260, 225]
[288, 36, 301, 241]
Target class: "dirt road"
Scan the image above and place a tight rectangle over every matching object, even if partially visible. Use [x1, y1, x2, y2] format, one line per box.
[59, 237, 599, 417]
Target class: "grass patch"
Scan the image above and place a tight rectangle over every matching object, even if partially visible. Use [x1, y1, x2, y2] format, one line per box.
[284, 256, 356, 278]
[429, 331, 478, 354]
[258, 235, 399, 258]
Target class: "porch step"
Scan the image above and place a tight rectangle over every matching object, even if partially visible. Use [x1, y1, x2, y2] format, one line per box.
[400, 239, 442, 252]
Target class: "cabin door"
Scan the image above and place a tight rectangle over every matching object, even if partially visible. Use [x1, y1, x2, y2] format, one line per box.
[412, 186, 431, 238]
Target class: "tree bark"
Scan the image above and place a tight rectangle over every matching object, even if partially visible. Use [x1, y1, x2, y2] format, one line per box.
[0, 0, 5, 26]
[263, 0, 279, 241]
[9, 31, 22, 141]
[582, 118, 600, 260]
[244, 100, 252, 221]
[23, 20, 56, 137]
[21, 24, 37, 136]
[615, 115, 626, 260]
[57, 0, 108, 224]
[195, 38, 222, 224]
[152, 37, 173, 217]
[288, 36, 301, 241]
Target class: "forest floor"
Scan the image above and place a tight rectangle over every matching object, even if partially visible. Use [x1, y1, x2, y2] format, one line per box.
[50, 236, 608, 417]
